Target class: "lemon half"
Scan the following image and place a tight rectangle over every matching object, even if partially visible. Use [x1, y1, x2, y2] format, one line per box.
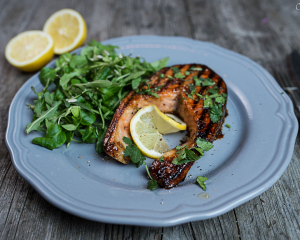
[130, 105, 186, 158]
[43, 9, 87, 54]
[5, 31, 54, 72]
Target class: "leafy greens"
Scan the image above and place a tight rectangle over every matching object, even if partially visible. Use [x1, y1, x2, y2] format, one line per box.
[26, 40, 169, 152]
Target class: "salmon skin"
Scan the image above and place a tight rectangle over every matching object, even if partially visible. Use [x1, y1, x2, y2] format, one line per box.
[103, 64, 227, 189]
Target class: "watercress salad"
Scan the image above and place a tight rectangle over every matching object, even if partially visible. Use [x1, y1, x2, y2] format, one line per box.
[25, 40, 169, 152]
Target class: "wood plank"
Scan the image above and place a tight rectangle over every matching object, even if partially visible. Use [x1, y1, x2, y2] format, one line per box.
[0, 0, 299, 239]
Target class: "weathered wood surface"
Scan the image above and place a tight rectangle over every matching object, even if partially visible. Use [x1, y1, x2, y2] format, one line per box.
[1, 0, 300, 239]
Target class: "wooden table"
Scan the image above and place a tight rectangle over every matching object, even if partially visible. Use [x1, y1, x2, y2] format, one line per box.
[1, 0, 300, 239]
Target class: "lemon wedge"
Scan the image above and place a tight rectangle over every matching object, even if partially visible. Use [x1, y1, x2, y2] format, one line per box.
[130, 105, 186, 158]
[5, 31, 54, 72]
[43, 9, 87, 54]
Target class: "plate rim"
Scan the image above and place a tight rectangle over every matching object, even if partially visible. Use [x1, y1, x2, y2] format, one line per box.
[5, 35, 298, 226]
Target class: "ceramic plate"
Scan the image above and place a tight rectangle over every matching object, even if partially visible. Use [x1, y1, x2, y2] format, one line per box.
[5, 36, 298, 227]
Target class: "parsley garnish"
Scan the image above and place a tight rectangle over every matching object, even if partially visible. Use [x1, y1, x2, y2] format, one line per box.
[171, 67, 180, 73]
[201, 78, 215, 87]
[196, 176, 208, 191]
[123, 137, 159, 190]
[209, 104, 223, 123]
[190, 67, 203, 71]
[207, 86, 219, 94]
[175, 72, 185, 79]
[123, 137, 146, 167]
[160, 73, 164, 78]
[196, 138, 214, 151]
[188, 84, 197, 99]
[144, 162, 158, 190]
[137, 84, 163, 98]
[193, 76, 201, 86]
[172, 138, 213, 165]
[225, 124, 231, 128]
[159, 157, 164, 162]
[185, 71, 190, 75]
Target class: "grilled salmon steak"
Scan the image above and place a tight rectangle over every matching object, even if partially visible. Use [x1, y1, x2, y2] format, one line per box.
[103, 64, 227, 189]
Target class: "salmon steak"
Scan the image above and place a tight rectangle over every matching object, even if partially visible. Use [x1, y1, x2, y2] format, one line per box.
[103, 64, 227, 189]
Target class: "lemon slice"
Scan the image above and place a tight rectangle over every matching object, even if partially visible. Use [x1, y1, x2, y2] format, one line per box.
[130, 105, 186, 158]
[5, 31, 54, 72]
[43, 9, 87, 54]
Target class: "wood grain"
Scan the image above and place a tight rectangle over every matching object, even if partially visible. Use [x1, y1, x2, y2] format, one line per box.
[0, 0, 300, 239]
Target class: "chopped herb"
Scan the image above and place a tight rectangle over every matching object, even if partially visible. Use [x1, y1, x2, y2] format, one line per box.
[193, 76, 201, 86]
[196, 93, 204, 99]
[160, 73, 164, 78]
[144, 162, 158, 190]
[196, 138, 214, 151]
[204, 97, 213, 108]
[196, 176, 208, 191]
[167, 75, 174, 79]
[225, 124, 231, 128]
[281, 92, 284, 95]
[175, 72, 185, 79]
[171, 67, 180, 73]
[190, 67, 203, 71]
[185, 71, 190, 75]
[147, 179, 158, 190]
[159, 156, 164, 162]
[209, 104, 223, 123]
[207, 86, 219, 94]
[123, 137, 146, 167]
[137, 84, 163, 98]
[201, 78, 215, 87]
[172, 138, 213, 165]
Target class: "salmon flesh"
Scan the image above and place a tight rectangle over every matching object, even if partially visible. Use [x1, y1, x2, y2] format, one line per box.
[103, 64, 227, 189]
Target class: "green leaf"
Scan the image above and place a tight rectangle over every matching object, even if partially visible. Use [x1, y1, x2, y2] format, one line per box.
[196, 138, 214, 151]
[60, 72, 81, 89]
[147, 179, 158, 190]
[175, 72, 185, 79]
[159, 157, 164, 162]
[225, 124, 231, 128]
[65, 131, 74, 148]
[150, 57, 169, 71]
[204, 97, 213, 108]
[209, 104, 223, 123]
[96, 127, 107, 154]
[40, 67, 56, 86]
[73, 80, 112, 88]
[201, 78, 215, 87]
[171, 67, 180, 73]
[190, 67, 203, 71]
[62, 124, 78, 131]
[196, 176, 208, 191]
[81, 110, 96, 125]
[215, 96, 226, 104]
[32, 124, 67, 150]
[70, 55, 88, 68]
[123, 137, 146, 166]
[132, 77, 142, 89]
[123, 71, 145, 82]
[207, 86, 219, 94]
[193, 76, 201, 86]
[26, 101, 62, 134]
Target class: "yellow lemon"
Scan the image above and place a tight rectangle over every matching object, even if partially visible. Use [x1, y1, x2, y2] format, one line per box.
[5, 31, 54, 72]
[130, 105, 186, 158]
[43, 9, 87, 54]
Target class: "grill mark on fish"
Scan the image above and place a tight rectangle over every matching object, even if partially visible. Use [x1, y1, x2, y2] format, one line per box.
[103, 64, 227, 187]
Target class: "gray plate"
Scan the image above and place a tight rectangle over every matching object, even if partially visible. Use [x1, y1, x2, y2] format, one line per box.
[5, 36, 298, 227]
